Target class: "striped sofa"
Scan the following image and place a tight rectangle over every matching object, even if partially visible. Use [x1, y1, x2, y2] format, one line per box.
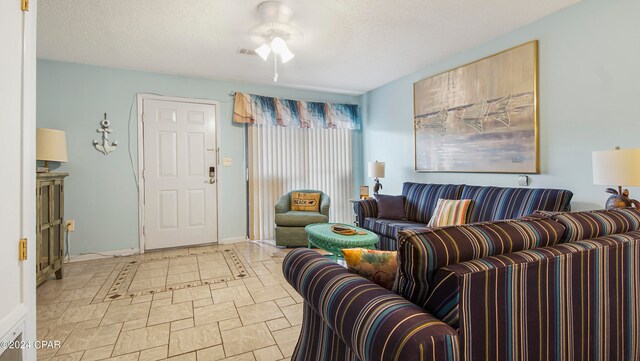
[354, 182, 573, 250]
[283, 208, 640, 361]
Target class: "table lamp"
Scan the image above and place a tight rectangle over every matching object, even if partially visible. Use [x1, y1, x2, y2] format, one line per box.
[592, 147, 640, 209]
[36, 128, 68, 172]
[368, 161, 385, 195]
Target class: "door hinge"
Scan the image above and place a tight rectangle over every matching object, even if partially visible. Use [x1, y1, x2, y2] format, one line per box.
[21, 0, 29, 11]
[19, 238, 27, 261]
[142, 226, 146, 235]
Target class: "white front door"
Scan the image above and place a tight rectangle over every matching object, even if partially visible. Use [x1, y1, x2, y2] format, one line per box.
[0, 0, 37, 360]
[142, 98, 218, 250]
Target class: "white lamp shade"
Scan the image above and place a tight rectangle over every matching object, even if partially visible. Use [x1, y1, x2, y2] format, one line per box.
[368, 161, 385, 178]
[279, 48, 295, 63]
[255, 43, 271, 61]
[36, 128, 68, 162]
[270, 37, 288, 54]
[592, 148, 640, 187]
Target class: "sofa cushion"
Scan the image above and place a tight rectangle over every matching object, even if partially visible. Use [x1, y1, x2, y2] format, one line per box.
[375, 195, 407, 220]
[363, 218, 427, 239]
[275, 211, 328, 227]
[425, 229, 640, 328]
[543, 208, 640, 243]
[460, 185, 573, 223]
[402, 183, 464, 224]
[396, 217, 566, 310]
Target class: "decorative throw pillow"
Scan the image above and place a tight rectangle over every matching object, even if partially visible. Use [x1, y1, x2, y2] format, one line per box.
[342, 248, 398, 290]
[376, 194, 407, 220]
[291, 192, 321, 212]
[427, 199, 473, 227]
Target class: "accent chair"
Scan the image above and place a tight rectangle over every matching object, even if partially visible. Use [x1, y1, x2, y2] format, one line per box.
[274, 189, 330, 247]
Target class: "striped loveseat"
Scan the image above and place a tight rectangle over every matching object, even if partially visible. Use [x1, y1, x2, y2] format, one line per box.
[283, 208, 640, 361]
[354, 182, 573, 250]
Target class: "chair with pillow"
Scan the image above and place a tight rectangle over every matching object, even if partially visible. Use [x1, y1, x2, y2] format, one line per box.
[274, 190, 330, 247]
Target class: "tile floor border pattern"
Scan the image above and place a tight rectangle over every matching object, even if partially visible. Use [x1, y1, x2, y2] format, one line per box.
[37, 242, 301, 361]
[100, 249, 249, 302]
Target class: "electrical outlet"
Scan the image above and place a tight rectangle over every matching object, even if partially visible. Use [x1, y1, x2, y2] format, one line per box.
[518, 175, 529, 187]
[66, 219, 75, 232]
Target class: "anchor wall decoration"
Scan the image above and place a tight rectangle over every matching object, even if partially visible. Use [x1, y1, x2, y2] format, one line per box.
[93, 113, 118, 155]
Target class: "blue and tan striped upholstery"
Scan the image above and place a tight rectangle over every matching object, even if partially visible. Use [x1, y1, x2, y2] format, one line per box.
[402, 183, 464, 224]
[283, 249, 460, 361]
[455, 232, 640, 360]
[461, 185, 573, 223]
[353, 183, 573, 251]
[396, 217, 566, 310]
[284, 209, 640, 361]
[353, 198, 378, 226]
[362, 218, 425, 239]
[425, 229, 640, 328]
[377, 234, 397, 252]
[545, 207, 640, 243]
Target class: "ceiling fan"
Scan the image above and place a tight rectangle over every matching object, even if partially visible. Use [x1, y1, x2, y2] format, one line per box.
[249, 1, 303, 82]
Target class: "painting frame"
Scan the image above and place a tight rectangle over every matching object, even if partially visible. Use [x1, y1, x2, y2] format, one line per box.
[413, 40, 540, 174]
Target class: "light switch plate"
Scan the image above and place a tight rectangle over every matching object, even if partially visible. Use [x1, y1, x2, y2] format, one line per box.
[518, 175, 529, 186]
[222, 157, 232, 167]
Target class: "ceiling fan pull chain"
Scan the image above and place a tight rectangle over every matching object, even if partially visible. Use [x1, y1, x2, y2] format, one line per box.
[274, 53, 279, 82]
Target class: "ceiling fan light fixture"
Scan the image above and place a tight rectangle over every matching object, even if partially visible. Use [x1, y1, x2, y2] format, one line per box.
[279, 48, 295, 63]
[270, 36, 294, 63]
[250, 1, 301, 81]
[270, 37, 288, 54]
[255, 43, 271, 61]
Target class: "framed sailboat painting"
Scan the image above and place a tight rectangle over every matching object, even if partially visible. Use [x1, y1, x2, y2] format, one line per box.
[413, 41, 539, 173]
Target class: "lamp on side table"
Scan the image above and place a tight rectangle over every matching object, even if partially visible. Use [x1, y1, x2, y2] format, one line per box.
[368, 161, 385, 195]
[36, 128, 68, 172]
[592, 147, 640, 209]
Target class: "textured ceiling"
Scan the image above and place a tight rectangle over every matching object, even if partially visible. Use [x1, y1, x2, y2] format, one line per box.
[37, 0, 581, 94]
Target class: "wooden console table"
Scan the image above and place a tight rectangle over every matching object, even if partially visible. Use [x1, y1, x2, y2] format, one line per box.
[36, 172, 68, 285]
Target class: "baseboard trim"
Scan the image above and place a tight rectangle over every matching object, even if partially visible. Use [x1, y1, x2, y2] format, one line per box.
[69, 248, 140, 262]
[219, 237, 249, 244]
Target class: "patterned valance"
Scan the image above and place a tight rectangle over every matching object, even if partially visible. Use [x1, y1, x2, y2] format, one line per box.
[232, 92, 360, 130]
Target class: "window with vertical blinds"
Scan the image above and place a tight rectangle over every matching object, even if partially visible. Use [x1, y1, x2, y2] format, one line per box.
[247, 125, 354, 241]
[232, 92, 360, 242]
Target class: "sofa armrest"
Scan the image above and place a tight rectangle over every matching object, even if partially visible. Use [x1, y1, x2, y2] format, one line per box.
[446, 235, 639, 360]
[320, 193, 330, 217]
[283, 249, 459, 361]
[274, 194, 290, 214]
[353, 198, 378, 227]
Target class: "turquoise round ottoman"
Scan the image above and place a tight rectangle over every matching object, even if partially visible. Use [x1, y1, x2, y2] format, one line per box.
[305, 223, 379, 260]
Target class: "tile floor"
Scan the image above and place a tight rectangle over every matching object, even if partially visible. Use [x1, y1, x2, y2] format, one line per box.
[36, 241, 301, 361]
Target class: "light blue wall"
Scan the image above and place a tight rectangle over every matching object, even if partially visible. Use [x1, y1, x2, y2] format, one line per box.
[37, 60, 361, 254]
[361, 0, 640, 211]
